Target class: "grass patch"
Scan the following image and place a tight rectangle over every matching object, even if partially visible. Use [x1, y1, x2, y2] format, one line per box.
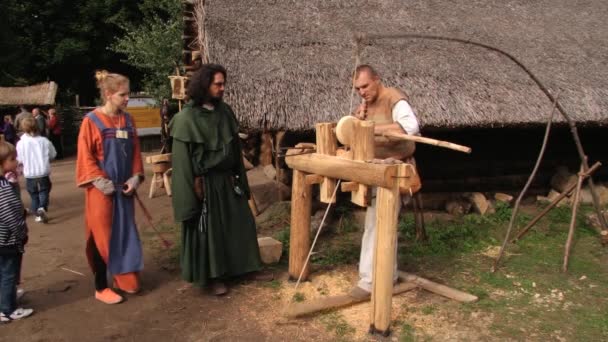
[397, 201, 608, 341]
[319, 312, 355, 340]
[292, 292, 305, 303]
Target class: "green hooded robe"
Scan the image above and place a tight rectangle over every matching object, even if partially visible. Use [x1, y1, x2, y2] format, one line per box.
[169, 101, 261, 287]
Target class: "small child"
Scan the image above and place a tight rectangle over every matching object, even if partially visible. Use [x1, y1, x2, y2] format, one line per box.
[15, 117, 56, 223]
[0, 141, 33, 323]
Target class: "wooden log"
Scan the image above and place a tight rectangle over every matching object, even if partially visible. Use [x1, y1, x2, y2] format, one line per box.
[305, 174, 324, 185]
[370, 184, 401, 334]
[284, 281, 417, 319]
[351, 120, 374, 207]
[248, 193, 259, 217]
[285, 152, 400, 189]
[341, 181, 360, 192]
[295, 142, 316, 149]
[316, 123, 338, 204]
[397, 271, 478, 303]
[289, 170, 312, 281]
[379, 132, 472, 154]
[145, 153, 172, 164]
[260, 131, 273, 166]
[397, 163, 421, 195]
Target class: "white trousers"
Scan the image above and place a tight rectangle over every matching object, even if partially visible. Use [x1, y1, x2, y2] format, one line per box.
[357, 190, 404, 292]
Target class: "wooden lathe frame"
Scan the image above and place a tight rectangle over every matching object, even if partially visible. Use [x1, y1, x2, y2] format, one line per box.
[285, 121, 418, 335]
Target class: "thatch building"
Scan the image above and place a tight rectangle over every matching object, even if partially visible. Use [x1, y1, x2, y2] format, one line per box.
[183, 0, 608, 191]
[0, 82, 58, 106]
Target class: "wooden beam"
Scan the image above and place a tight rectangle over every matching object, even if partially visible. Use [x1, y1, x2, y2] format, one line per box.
[305, 174, 324, 185]
[370, 184, 400, 334]
[285, 152, 400, 189]
[284, 281, 417, 319]
[316, 123, 338, 204]
[288, 170, 312, 281]
[351, 120, 374, 207]
[341, 181, 359, 192]
[397, 271, 478, 303]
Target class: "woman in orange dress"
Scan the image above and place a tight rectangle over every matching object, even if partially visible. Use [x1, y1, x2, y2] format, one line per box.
[76, 71, 144, 304]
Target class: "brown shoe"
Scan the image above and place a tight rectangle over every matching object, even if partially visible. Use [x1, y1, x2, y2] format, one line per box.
[210, 281, 228, 296]
[246, 270, 274, 282]
[348, 286, 371, 300]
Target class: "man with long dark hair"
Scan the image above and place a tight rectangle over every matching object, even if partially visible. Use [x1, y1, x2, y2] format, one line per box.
[169, 64, 263, 295]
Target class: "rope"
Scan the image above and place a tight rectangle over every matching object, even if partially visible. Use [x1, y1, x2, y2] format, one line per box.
[292, 179, 342, 293]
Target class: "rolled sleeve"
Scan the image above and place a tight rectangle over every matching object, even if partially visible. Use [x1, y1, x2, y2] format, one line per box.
[392, 100, 420, 136]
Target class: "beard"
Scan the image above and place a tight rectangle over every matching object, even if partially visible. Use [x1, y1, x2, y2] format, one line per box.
[210, 95, 223, 105]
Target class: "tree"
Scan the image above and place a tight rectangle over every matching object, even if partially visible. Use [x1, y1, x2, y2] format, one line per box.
[0, 0, 143, 104]
[111, 0, 183, 102]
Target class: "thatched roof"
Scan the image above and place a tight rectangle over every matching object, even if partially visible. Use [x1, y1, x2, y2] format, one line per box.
[200, 0, 608, 130]
[0, 82, 58, 106]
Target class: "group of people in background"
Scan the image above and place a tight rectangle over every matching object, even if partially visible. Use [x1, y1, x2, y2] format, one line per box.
[0, 105, 63, 322]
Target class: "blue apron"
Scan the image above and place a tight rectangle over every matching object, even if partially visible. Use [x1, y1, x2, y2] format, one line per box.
[86, 112, 143, 275]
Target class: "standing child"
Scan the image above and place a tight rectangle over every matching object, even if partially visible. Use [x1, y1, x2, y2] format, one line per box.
[16, 117, 56, 223]
[0, 141, 33, 323]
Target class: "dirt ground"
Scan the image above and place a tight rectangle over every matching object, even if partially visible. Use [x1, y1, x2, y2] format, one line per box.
[0, 156, 334, 342]
[2, 156, 607, 342]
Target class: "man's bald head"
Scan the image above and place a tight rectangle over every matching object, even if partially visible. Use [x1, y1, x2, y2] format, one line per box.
[354, 64, 380, 80]
[353, 64, 382, 104]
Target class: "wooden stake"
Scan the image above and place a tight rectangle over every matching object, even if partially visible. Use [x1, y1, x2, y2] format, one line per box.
[316, 123, 338, 204]
[512, 161, 601, 243]
[289, 169, 312, 281]
[396, 271, 478, 303]
[284, 281, 417, 319]
[563, 164, 585, 272]
[370, 184, 400, 335]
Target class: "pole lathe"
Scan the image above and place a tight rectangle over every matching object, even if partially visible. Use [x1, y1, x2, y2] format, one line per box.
[285, 117, 420, 335]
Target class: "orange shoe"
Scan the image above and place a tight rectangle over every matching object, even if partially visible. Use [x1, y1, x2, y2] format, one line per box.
[95, 288, 124, 304]
[113, 281, 140, 295]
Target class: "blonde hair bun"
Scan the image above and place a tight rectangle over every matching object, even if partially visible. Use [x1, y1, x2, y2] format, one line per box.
[95, 70, 109, 84]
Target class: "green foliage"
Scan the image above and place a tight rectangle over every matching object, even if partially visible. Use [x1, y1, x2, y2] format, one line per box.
[292, 292, 305, 303]
[0, 0, 143, 101]
[274, 226, 290, 259]
[111, 0, 183, 102]
[319, 312, 355, 339]
[400, 323, 416, 342]
[312, 240, 359, 266]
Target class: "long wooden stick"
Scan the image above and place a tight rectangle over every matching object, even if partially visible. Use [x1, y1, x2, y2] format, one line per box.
[563, 164, 585, 272]
[397, 271, 478, 303]
[379, 131, 472, 154]
[283, 282, 417, 319]
[512, 161, 601, 243]
[492, 97, 558, 272]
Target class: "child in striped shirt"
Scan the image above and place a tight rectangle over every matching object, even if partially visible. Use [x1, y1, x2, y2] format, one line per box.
[0, 141, 33, 323]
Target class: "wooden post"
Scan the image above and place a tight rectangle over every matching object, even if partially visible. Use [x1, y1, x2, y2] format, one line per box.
[370, 183, 400, 335]
[563, 164, 585, 272]
[352, 120, 374, 207]
[289, 169, 312, 281]
[260, 131, 274, 166]
[316, 123, 337, 203]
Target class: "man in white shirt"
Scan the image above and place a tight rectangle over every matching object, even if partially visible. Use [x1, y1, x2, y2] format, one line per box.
[16, 117, 56, 223]
[349, 64, 420, 298]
